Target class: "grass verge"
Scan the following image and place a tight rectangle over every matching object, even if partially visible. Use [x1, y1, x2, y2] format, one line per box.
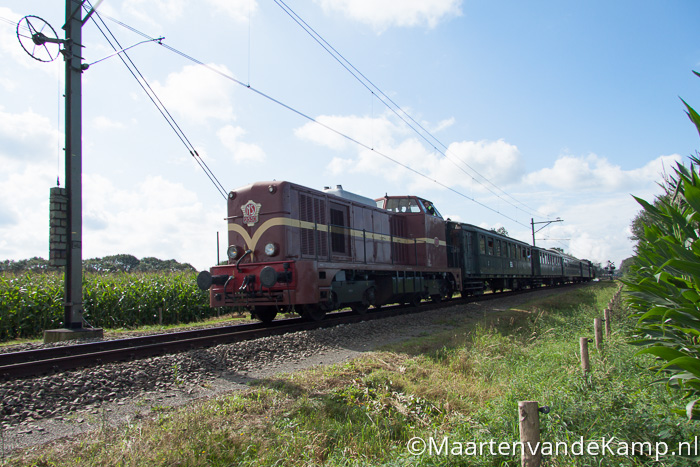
[5, 282, 700, 466]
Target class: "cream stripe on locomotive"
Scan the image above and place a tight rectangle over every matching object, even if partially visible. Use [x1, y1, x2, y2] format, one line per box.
[228, 216, 446, 254]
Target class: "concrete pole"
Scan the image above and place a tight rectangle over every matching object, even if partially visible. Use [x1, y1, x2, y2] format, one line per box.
[64, 0, 85, 330]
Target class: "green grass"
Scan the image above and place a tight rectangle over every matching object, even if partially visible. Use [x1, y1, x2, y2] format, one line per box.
[6, 282, 700, 466]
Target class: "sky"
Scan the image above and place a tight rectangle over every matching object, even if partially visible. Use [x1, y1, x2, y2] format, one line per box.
[1, 0, 699, 271]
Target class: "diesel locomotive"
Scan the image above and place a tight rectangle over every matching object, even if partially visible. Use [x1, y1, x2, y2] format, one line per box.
[197, 180, 594, 322]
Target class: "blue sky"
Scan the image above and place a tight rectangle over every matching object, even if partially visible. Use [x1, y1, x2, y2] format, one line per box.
[1, 0, 699, 271]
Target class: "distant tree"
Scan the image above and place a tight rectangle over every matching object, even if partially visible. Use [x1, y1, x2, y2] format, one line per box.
[629, 193, 671, 244]
[629, 160, 680, 245]
[619, 256, 635, 277]
[134, 257, 195, 273]
[2, 255, 194, 274]
[84, 254, 140, 273]
[0, 257, 49, 273]
[490, 226, 509, 237]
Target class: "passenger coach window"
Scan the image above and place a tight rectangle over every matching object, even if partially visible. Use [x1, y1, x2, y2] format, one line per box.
[496, 241, 501, 256]
[479, 236, 486, 254]
[488, 238, 494, 255]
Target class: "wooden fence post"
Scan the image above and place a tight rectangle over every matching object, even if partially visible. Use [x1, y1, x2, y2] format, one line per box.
[580, 337, 591, 373]
[604, 308, 611, 338]
[594, 318, 603, 350]
[518, 401, 542, 467]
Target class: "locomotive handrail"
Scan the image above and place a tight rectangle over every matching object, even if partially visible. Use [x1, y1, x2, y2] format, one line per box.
[225, 209, 291, 220]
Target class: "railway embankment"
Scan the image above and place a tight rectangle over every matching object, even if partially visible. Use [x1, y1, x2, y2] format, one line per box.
[4, 281, 697, 466]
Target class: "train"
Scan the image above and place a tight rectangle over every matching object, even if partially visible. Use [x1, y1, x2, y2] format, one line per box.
[197, 180, 595, 323]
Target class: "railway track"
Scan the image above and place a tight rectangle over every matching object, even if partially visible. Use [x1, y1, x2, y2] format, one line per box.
[0, 286, 564, 380]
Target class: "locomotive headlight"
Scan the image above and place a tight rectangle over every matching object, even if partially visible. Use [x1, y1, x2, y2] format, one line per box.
[227, 245, 242, 260]
[264, 243, 277, 256]
[264, 243, 278, 257]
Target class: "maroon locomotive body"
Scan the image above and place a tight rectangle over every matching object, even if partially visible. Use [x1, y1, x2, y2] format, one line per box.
[197, 181, 462, 322]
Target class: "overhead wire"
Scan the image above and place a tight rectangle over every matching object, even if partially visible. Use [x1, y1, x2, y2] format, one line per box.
[3, 11, 573, 249]
[272, 0, 540, 218]
[83, 2, 228, 200]
[94, 11, 530, 227]
[3, 9, 535, 227]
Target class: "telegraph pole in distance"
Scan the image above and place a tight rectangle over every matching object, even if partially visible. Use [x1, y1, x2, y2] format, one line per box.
[531, 217, 563, 247]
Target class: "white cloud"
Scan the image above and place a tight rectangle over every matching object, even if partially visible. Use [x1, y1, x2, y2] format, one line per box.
[0, 107, 59, 162]
[123, 0, 186, 24]
[93, 116, 125, 131]
[122, 0, 254, 29]
[0, 159, 223, 270]
[205, 0, 258, 22]
[151, 64, 236, 123]
[81, 174, 223, 270]
[217, 124, 266, 164]
[429, 117, 455, 133]
[296, 113, 523, 192]
[295, 114, 400, 151]
[441, 139, 524, 189]
[523, 153, 682, 192]
[0, 163, 56, 260]
[315, 0, 462, 31]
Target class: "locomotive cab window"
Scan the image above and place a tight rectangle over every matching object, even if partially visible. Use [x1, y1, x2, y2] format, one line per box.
[419, 199, 443, 218]
[385, 198, 422, 213]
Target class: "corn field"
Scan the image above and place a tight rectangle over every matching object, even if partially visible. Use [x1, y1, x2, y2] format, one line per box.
[0, 271, 214, 340]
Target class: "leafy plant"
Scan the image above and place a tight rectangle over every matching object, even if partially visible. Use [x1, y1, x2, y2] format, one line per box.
[624, 73, 700, 418]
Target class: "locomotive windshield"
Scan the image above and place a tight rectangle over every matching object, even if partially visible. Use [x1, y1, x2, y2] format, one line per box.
[384, 198, 421, 213]
[382, 197, 443, 218]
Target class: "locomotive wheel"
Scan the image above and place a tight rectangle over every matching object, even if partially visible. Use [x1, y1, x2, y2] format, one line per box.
[253, 306, 277, 324]
[431, 281, 453, 303]
[301, 304, 326, 322]
[351, 287, 376, 315]
[442, 281, 454, 301]
[320, 292, 339, 312]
